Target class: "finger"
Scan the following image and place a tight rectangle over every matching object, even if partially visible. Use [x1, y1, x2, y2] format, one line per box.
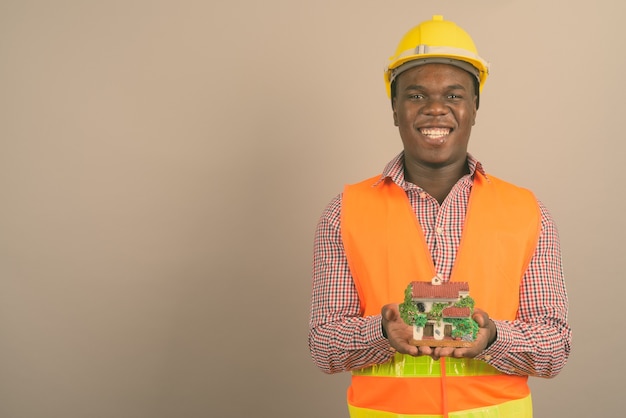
[436, 346, 455, 358]
[430, 347, 443, 360]
[402, 342, 420, 357]
[451, 348, 465, 358]
[418, 345, 433, 356]
[389, 335, 419, 356]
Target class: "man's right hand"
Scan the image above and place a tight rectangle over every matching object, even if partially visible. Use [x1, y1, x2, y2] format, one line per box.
[381, 303, 419, 356]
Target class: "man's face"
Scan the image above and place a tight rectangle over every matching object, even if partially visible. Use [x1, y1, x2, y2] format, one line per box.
[392, 63, 477, 169]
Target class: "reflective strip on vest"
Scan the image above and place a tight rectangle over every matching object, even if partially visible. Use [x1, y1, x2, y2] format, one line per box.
[352, 353, 502, 377]
[348, 355, 530, 416]
[348, 395, 533, 418]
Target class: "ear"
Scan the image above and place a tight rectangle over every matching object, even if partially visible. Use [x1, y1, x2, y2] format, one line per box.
[392, 97, 399, 126]
[471, 96, 477, 126]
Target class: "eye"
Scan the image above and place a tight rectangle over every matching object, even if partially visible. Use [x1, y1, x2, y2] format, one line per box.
[408, 93, 425, 100]
[447, 94, 462, 99]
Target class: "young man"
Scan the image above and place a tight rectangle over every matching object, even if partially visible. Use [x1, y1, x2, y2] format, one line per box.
[309, 15, 571, 418]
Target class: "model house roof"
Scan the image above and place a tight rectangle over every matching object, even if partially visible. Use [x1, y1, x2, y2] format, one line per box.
[442, 307, 471, 318]
[411, 281, 469, 299]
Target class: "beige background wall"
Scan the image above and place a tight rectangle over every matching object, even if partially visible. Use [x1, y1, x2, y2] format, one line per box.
[1, 1, 623, 417]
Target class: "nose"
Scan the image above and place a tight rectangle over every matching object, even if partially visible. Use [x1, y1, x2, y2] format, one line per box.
[422, 98, 448, 116]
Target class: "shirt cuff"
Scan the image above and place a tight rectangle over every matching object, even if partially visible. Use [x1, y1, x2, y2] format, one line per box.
[475, 320, 514, 368]
[369, 315, 392, 348]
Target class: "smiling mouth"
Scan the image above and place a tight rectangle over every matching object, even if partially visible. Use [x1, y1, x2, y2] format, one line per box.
[420, 127, 451, 139]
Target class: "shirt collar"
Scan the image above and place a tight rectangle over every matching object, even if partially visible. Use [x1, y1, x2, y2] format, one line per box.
[372, 151, 488, 189]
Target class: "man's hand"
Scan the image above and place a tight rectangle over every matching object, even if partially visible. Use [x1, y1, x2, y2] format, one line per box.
[381, 304, 419, 356]
[427, 308, 497, 360]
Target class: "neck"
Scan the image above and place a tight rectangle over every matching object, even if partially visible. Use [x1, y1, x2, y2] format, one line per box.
[404, 159, 469, 204]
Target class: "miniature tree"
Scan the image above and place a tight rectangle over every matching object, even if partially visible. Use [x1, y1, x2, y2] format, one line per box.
[399, 283, 418, 325]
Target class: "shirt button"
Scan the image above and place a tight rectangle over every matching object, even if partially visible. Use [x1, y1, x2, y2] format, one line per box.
[436, 227, 444, 235]
[484, 355, 492, 361]
[419, 192, 427, 199]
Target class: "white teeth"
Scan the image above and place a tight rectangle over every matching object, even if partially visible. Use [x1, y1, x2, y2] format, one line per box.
[420, 128, 450, 138]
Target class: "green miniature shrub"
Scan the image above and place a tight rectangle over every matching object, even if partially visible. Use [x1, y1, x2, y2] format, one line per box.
[448, 317, 479, 340]
[428, 303, 448, 324]
[454, 296, 475, 309]
[414, 313, 428, 328]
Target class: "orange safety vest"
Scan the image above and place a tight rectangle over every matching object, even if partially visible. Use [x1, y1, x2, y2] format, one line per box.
[341, 171, 541, 418]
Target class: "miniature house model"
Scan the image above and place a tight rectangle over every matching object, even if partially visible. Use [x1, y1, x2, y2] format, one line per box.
[405, 276, 476, 347]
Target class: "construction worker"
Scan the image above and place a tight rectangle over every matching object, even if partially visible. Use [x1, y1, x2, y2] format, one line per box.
[309, 15, 571, 417]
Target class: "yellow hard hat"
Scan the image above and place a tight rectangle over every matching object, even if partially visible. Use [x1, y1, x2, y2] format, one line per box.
[384, 15, 490, 98]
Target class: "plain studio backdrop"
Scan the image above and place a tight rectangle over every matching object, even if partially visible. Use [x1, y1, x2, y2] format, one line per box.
[0, 1, 623, 417]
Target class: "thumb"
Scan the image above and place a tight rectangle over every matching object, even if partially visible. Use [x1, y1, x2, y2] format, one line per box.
[382, 303, 399, 321]
[472, 308, 490, 327]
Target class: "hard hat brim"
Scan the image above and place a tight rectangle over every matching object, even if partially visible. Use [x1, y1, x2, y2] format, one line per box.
[384, 48, 490, 97]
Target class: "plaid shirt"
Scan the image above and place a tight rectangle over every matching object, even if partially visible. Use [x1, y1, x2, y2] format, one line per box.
[309, 152, 571, 376]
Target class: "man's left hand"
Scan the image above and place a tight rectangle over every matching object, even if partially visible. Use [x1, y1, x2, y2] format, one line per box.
[422, 308, 497, 360]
